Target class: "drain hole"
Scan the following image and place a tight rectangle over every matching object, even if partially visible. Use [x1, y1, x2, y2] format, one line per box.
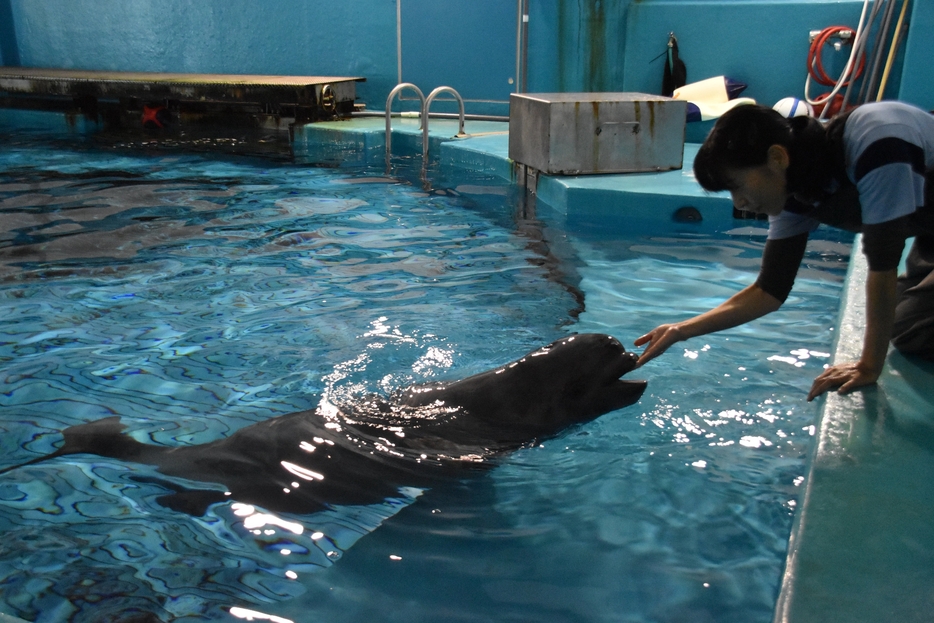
[673, 206, 702, 223]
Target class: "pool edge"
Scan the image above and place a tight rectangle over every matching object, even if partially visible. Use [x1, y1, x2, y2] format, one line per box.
[774, 236, 934, 623]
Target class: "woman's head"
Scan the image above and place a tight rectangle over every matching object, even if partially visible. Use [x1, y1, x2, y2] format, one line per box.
[693, 105, 791, 190]
[693, 104, 832, 214]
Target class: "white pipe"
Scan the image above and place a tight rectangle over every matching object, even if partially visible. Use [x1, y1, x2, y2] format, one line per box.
[841, 0, 885, 110]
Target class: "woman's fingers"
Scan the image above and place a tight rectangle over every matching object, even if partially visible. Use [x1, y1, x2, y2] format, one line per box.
[633, 331, 653, 347]
[635, 325, 679, 367]
[807, 362, 879, 401]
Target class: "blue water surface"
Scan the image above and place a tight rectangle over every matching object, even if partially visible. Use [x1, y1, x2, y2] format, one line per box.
[0, 134, 851, 623]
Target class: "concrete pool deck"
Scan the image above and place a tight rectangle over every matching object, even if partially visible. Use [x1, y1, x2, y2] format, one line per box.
[1, 110, 932, 623]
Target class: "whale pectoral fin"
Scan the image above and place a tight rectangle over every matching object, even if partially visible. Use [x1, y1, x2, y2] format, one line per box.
[156, 490, 231, 516]
[59, 416, 127, 453]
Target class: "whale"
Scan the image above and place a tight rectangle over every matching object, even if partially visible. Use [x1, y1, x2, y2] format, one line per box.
[0, 333, 646, 517]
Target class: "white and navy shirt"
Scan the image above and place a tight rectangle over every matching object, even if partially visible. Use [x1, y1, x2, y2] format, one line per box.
[758, 101, 934, 301]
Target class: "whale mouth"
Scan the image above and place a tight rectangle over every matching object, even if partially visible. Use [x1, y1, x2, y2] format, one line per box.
[612, 377, 647, 396]
[577, 348, 646, 415]
[607, 349, 640, 380]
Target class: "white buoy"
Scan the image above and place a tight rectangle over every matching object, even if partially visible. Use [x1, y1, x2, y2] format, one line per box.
[773, 97, 813, 118]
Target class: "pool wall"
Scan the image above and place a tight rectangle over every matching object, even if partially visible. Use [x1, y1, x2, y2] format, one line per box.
[1, 0, 932, 119]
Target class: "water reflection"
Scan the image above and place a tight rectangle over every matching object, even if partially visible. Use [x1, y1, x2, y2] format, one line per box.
[229, 606, 294, 623]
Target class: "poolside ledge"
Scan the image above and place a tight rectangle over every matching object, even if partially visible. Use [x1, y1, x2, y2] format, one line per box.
[774, 237, 934, 623]
[296, 117, 738, 231]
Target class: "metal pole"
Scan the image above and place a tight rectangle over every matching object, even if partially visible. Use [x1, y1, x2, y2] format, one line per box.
[521, 0, 529, 93]
[863, 0, 898, 103]
[422, 86, 467, 177]
[841, 0, 884, 110]
[516, 0, 523, 94]
[396, 0, 403, 85]
[876, 0, 911, 101]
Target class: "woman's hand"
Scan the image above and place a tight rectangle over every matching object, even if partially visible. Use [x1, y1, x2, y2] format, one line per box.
[806, 360, 881, 401]
[634, 284, 782, 368]
[634, 324, 685, 367]
[806, 269, 897, 401]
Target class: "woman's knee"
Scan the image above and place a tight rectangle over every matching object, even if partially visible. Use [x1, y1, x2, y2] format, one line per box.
[892, 316, 934, 359]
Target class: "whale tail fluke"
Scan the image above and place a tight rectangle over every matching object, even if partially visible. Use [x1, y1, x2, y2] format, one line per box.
[0, 416, 129, 475]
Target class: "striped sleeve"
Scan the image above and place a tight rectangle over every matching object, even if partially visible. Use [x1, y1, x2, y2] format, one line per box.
[766, 207, 819, 240]
[853, 136, 926, 225]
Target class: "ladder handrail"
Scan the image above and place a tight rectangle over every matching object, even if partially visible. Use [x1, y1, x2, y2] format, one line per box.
[422, 86, 467, 166]
[385, 82, 425, 172]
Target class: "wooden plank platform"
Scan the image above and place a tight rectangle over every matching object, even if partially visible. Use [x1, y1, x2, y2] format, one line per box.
[0, 67, 364, 106]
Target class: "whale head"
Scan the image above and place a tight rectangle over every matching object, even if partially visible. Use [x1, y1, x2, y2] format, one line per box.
[405, 334, 647, 440]
[511, 333, 646, 425]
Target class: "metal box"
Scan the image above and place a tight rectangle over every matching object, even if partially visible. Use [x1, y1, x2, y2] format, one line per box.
[508, 92, 686, 175]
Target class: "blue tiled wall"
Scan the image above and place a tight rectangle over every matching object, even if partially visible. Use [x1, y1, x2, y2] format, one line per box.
[1, 0, 930, 118]
[898, 0, 934, 110]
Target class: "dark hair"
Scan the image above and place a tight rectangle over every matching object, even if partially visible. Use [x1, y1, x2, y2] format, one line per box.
[693, 104, 835, 201]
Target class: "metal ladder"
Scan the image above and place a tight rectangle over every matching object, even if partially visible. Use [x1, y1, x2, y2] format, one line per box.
[422, 86, 468, 167]
[385, 82, 424, 173]
[385, 83, 467, 173]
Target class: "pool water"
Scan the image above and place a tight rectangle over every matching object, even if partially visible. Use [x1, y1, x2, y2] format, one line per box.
[0, 135, 852, 623]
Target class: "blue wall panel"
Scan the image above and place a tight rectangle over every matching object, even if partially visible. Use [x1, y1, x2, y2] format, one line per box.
[0, 0, 19, 66]
[1, 0, 930, 119]
[527, 0, 628, 93]
[621, 1, 871, 108]
[898, 0, 934, 111]
[7, 0, 398, 110]
[400, 0, 516, 116]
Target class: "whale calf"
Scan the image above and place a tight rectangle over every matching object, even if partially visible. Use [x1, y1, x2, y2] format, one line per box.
[1, 333, 646, 516]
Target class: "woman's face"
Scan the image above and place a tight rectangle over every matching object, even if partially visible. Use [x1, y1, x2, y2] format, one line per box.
[722, 145, 790, 217]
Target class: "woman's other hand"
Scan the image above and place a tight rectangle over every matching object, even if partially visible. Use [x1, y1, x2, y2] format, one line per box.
[806, 360, 881, 401]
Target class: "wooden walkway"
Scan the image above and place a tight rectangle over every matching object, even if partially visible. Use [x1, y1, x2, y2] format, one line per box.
[0, 67, 364, 118]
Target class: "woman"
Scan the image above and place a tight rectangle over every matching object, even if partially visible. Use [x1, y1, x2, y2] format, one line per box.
[635, 101, 934, 401]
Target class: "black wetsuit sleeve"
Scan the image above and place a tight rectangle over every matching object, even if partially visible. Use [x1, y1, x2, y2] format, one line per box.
[755, 232, 809, 303]
[862, 215, 912, 271]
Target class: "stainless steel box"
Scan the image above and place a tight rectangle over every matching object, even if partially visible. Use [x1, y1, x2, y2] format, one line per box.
[508, 92, 687, 175]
